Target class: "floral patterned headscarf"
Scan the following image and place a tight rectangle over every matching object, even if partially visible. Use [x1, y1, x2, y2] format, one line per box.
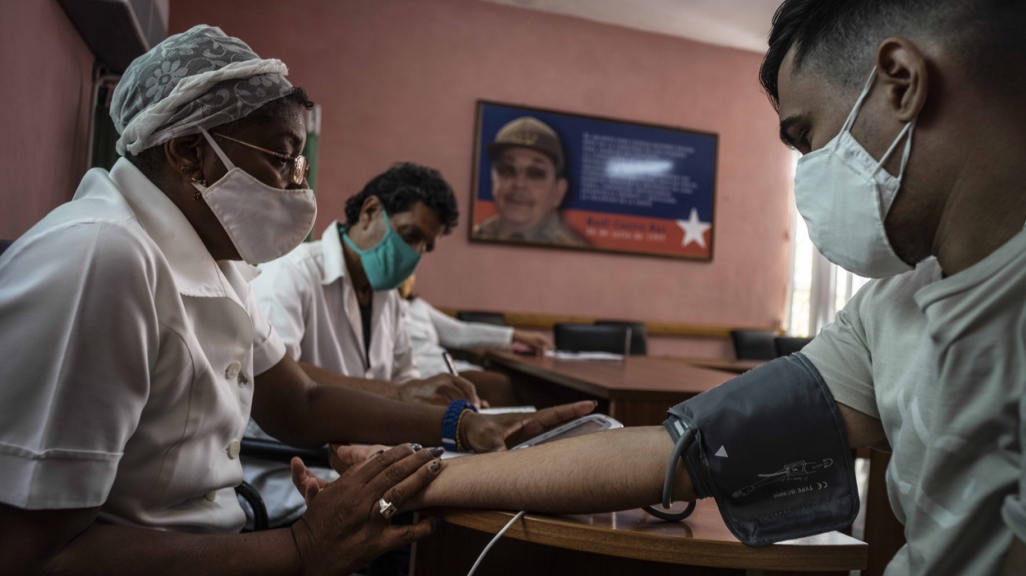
[111, 24, 293, 156]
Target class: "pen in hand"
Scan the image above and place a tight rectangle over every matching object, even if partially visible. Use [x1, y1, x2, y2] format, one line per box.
[441, 351, 459, 376]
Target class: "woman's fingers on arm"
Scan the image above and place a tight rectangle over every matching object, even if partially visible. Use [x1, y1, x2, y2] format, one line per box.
[383, 516, 440, 549]
[382, 457, 444, 512]
[351, 444, 418, 484]
[333, 444, 389, 470]
[366, 447, 443, 499]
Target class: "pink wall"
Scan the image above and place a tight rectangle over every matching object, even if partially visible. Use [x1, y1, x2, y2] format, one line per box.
[170, 0, 793, 357]
[0, 2, 93, 239]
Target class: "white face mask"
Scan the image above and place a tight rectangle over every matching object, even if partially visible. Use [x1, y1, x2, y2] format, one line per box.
[193, 128, 317, 264]
[793, 67, 916, 278]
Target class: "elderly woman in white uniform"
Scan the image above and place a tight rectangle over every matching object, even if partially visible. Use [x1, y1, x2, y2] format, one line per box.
[0, 26, 592, 575]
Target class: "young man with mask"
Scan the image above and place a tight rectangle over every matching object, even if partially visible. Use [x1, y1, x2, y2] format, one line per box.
[0, 26, 594, 575]
[244, 163, 482, 527]
[252, 163, 477, 406]
[314, 2, 1026, 573]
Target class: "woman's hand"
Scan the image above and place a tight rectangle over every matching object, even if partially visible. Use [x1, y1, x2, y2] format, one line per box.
[289, 444, 444, 576]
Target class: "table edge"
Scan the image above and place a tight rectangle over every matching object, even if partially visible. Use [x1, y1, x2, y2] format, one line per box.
[426, 508, 867, 572]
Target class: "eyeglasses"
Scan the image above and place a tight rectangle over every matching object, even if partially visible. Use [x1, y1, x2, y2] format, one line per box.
[493, 161, 553, 182]
[211, 132, 310, 186]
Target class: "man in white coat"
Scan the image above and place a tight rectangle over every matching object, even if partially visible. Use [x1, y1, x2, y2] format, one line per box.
[245, 163, 481, 526]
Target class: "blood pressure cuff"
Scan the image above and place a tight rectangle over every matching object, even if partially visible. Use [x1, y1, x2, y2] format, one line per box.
[663, 352, 858, 546]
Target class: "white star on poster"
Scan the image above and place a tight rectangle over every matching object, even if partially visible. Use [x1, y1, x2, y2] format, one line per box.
[677, 208, 711, 248]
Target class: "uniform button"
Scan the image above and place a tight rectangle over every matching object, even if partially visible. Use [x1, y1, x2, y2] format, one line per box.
[225, 361, 242, 381]
[227, 439, 241, 459]
[204, 491, 217, 502]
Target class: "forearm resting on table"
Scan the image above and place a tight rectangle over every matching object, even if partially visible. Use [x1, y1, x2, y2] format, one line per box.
[413, 426, 694, 514]
[300, 361, 399, 399]
[0, 504, 300, 576]
[52, 526, 300, 576]
[252, 357, 444, 448]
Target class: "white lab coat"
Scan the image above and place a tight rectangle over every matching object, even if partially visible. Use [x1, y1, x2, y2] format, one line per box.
[245, 222, 419, 527]
[0, 158, 287, 533]
[252, 221, 419, 383]
[401, 297, 513, 376]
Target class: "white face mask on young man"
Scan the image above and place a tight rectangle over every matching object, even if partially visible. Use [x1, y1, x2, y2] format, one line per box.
[192, 128, 317, 264]
[793, 67, 918, 278]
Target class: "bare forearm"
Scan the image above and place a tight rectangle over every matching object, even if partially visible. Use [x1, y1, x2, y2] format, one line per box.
[253, 356, 446, 448]
[300, 361, 399, 399]
[413, 426, 695, 514]
[301, 385, 445, 447]
[46, 524, 301, 576]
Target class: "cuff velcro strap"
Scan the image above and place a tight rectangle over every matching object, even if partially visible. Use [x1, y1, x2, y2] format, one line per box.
[663, 353, 859, 547]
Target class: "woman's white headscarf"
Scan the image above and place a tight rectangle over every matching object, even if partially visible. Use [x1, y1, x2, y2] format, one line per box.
[112, 25, 293, 156]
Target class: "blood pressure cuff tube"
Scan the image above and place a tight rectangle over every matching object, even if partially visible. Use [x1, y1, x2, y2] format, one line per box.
[663, 352, 858, 547]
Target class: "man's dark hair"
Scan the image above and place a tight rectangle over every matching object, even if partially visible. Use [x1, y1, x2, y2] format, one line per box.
[759, 0, 1026, 107]
[344, 163, 460, 234]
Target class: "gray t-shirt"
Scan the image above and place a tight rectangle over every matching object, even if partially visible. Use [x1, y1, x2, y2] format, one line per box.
[804, 233, 1026, 575]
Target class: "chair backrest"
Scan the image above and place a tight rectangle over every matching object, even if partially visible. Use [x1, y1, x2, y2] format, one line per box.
[775, 336, 813, 357]
[594, 320, 648, 355]
[456, 310, 507, 326]
[729, 329, 778, 361]
[0, 239, 14, 258]
[554, 323, 631, 355]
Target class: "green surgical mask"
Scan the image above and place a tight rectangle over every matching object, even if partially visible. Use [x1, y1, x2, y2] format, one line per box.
[342, 208, 422, 291]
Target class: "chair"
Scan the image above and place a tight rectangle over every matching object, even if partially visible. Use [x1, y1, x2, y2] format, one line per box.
[554, 323, 631, 355]
[775, 336, 813, 357]
[729, 329, 778, 361]
[235, 439, 331, 532]
[239, 438, 331, 468]
[456, 310, 507, 326]
[594, 320, 648, 355]
[0, 239, 15, 257]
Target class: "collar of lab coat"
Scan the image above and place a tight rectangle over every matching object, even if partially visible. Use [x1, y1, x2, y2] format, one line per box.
[320, 220, 347, 286]
[108, 158, 257, 307]
[320, 220, 391, 368]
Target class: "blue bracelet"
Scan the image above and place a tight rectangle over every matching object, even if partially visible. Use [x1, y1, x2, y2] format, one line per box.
[442, 399, 478, 452]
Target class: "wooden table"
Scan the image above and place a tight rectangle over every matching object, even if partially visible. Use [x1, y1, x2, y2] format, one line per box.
[672, 357, 767, 374]
[413, 500, 866, 575]
[483, 351, 736, 426]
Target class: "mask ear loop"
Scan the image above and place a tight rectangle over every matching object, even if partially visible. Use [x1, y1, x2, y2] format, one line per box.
[199, 128, 238, 172]
[838, 66, 880, 138]
[870, 118, 916, 215]
[871, 119, 915, 178]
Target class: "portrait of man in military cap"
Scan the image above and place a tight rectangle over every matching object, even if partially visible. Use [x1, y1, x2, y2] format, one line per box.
[473, 116, 588, 247]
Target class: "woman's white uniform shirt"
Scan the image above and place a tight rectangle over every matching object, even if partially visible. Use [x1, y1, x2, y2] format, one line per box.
[0, 158, 286, 533]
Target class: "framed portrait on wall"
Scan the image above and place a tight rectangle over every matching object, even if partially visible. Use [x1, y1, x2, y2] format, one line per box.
[470, 101, 718, 260]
